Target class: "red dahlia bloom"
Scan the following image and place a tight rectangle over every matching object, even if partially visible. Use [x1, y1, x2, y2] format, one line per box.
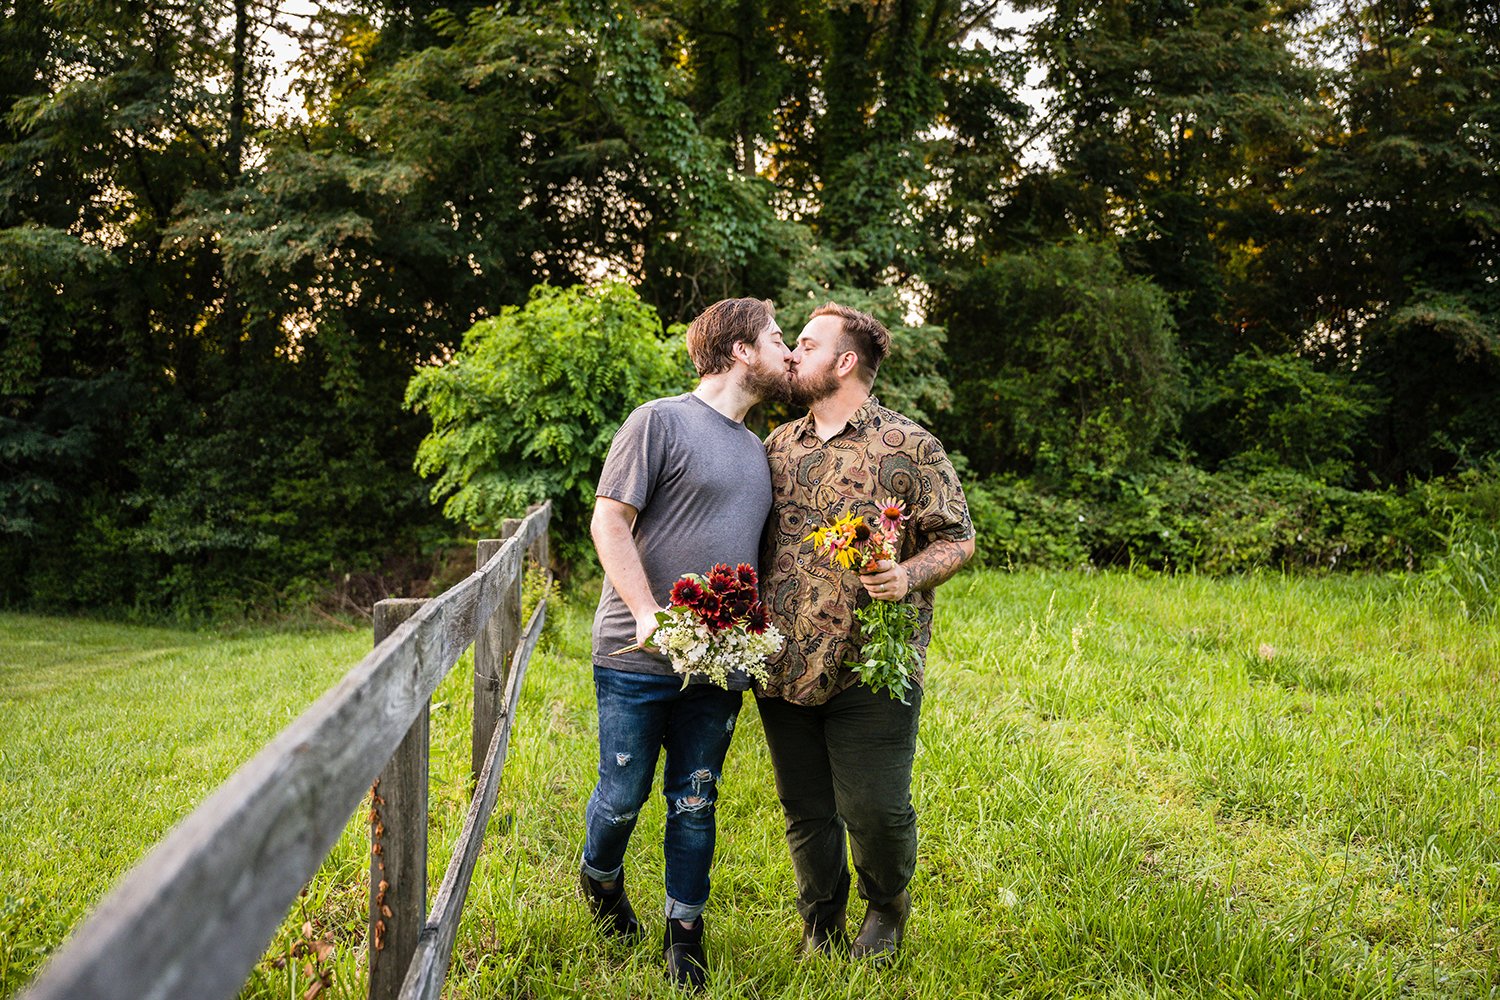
[735, 563, 757, 586]
[746, 604, 769, 634]
[671, 578, 705, 608]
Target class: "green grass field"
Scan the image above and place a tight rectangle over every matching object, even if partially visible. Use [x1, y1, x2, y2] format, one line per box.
[2, 570, 1496, 998]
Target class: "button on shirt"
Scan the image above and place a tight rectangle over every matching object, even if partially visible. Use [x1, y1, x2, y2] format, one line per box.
[759, 396, 974, 706]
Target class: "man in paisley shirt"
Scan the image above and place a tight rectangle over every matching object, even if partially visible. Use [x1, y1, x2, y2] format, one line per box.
[759, 302, 975, 961]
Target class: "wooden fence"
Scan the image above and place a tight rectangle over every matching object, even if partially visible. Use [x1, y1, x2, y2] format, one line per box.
[22, 501, 553, 1000]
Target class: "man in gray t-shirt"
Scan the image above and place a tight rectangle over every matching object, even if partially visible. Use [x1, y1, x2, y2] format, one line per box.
[579, 297, 790, 991]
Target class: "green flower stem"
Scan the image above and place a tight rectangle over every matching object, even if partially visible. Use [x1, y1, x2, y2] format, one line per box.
[848, 598, 920, 703]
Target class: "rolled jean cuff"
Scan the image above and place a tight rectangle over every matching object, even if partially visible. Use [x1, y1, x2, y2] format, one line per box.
[580, 854, 623, 885]
[665, 895, 706, 922]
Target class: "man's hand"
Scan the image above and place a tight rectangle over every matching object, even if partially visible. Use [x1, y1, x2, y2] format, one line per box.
[635, 607, 665, 650]
[859, 538, 976, 601]
[858, 558, 910, 602]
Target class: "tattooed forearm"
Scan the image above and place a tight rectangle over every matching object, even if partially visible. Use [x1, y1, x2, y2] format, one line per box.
[903, 538, 975, 593]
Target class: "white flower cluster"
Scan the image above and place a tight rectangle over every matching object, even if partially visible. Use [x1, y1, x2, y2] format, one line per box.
[653, 610, 784, 689]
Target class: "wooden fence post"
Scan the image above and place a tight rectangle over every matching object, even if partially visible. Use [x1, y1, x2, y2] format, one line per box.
[369, 598, 429, 1000]
[472, 524, 521, 781]
[525, 501, 551, 571]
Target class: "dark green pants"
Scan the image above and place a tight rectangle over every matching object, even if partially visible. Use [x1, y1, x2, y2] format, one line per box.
[756, 682, 922, 926]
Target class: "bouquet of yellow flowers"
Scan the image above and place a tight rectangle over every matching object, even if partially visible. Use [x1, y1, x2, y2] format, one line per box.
[804, 498, 919, 703]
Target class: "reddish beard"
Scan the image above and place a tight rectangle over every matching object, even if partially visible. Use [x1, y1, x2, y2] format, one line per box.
[787, 361, 839, 406]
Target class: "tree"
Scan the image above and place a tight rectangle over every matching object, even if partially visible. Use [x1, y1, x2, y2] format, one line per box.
[1293, 2, 1500, 478]
[0, 0, 462, 613]
[1, 0, 262, 609]
[406, 282, 692, 561]
[1196, 351, 1376, 484]
[758, 1, 1030, 284]
[932, 239, 1183, 480]
[1016, 0, 1326, 372]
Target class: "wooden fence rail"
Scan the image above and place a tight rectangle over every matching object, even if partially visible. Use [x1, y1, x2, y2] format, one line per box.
[22, 501, 553, 1000]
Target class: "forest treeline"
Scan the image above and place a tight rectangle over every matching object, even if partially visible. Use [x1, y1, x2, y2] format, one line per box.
[2, 0, 1496, 617]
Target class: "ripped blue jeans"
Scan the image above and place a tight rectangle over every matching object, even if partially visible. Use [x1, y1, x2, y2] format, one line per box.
[581, 664, 743, 921]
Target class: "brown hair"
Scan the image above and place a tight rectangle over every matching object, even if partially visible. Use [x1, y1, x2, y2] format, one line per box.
[810, 302, 889, 383]
[685, 298, 777, 376]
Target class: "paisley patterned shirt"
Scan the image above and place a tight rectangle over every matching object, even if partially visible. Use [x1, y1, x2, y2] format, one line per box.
[759, 396, 973, 706]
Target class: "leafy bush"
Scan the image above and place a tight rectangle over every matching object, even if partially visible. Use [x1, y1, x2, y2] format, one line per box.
[5, 373, 442, 622]
[1196, 351, 1377, 484]
[962, 474, 1091, 570]
[963, 461, 1500, 575]
[933, 239, 1184, 479]
[406, 282, 691, 563]
[1092, 464, 1413, 572]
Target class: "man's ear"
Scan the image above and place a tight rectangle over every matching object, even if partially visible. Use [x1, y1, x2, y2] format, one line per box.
[835, 350, 861, 379]
[731, 339, 755, 365]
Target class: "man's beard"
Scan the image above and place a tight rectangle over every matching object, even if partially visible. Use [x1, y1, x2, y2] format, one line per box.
[743, 356, 793, 404]
[786, 363, 838, 407]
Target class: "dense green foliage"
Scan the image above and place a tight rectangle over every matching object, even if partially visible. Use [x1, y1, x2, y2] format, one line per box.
[966, 461, 1500, 582]
[2, 0, 1497, 614]
[407, 282, 691, 559]
[6, 571, 1497, 995]
[934, 239, 1183, 478]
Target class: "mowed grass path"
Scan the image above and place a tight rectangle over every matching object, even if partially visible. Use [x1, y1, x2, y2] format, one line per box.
[2, 571, 1496, 998]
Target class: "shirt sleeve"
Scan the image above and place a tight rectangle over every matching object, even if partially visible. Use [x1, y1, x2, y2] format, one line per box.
[911, 432, 974, 544]
[595, 404, 667, 513]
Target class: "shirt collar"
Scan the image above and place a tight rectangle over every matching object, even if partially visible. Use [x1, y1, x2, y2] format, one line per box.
[849, 394, 881, 428]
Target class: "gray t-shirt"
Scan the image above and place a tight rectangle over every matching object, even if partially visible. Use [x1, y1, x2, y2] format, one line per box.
[591, 392, 773, 686]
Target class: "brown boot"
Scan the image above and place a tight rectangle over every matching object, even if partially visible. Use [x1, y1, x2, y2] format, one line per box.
[851, 891, 910, 961]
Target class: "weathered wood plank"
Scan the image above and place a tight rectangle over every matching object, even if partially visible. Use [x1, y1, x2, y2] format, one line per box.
[369, 599, 430, 1000]
[525, 501, 551, 570]
[397, 590, 547, 1000]
[472, 537, 520, 780]
[483, 503, 547, 569]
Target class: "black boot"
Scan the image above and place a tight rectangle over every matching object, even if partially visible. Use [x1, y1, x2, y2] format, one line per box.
[580, 870, 642, 942]
[663, 916, 708, 991]
[851, 891, 910, 961]
[799, 906, 847, 957]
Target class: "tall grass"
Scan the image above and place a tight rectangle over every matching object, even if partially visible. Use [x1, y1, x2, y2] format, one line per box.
[2, 570, 1496, 998]
[1432, 516, 1500, 622]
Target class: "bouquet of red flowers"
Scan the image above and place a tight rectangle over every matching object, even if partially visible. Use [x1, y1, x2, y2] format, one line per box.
[804, 498, 919, 703]
[625, 563, 784, 688]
